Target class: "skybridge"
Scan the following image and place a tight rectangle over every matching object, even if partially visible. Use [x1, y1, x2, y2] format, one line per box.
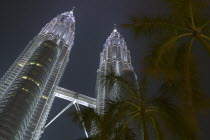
[45, 86, 96, 138]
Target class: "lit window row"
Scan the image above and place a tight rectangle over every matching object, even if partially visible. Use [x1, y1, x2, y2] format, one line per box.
[21, 87, 29, 92]
[21, 87, 35, 98]
[21, 76, 40, 87]
[32, 123, 36, 126]
[29, 62, 43, 67]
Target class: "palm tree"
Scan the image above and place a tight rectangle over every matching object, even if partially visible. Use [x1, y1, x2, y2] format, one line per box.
[122, 0, 210, 113]
[71, 74, 198, 140]
[71, 102, 136, 140]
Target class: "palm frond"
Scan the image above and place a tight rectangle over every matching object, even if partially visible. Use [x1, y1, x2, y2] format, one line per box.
[70, 107, 101, 132]
[121, 16, 189, 38]
[149, 116, 166, 140]
[163, 0, 207, 26]
[143, 34, 191, 79]
[175, 41, 210, 110]
[105, 74, 140, 103]
[142, 79, 197, 139]
[200, 21, 210, 37]
[113, 125, 137, 140]
[150, 93, 198, 140]
[196, 34, 210, 55]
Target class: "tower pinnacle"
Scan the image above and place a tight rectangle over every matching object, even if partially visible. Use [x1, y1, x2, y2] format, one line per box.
[71, 6, 76, 13]
[40, 10, 75, 47]
[96, 27, 135, 114]
[113, 24, 117, 32]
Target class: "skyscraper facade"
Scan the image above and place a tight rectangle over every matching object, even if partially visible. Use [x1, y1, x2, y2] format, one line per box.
[95, 29, 137, 114]
[0, 11, 75, 140]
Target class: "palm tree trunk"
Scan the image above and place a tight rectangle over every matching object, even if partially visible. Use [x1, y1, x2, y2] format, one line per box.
[141, 113, 149, 140]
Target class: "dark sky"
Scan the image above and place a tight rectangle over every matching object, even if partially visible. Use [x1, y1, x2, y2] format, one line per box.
[0, 0, 209, 140]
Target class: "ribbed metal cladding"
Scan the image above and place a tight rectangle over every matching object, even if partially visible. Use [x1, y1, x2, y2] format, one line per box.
[0, 40, 59, 140]
[95, 29, 137, 114]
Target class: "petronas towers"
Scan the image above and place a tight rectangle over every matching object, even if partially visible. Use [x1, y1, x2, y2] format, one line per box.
[0, 10, 137, 140]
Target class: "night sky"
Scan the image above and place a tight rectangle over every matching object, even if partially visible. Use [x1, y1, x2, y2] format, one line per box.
[0, 0, 209, 140]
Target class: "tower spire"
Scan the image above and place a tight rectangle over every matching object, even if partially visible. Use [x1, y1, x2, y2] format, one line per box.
[71, 6, 76, 14]
[113, 24, 117, 32]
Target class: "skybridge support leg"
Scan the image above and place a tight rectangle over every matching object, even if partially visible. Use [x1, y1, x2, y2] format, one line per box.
[45, 100, 75, 128]
[74, 103, 89, 138]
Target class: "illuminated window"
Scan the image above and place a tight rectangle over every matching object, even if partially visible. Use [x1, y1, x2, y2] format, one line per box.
[21, 88, 29, 92]
[29, 62, 43, 67]
[21, 76, 40, 87]
[41, 95, 48, 100]
[18, 63, 24, 67]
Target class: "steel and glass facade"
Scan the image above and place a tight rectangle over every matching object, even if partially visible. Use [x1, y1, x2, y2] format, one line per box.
[0, 11, 75, 140]
[0, 9, 139, 139]
[95, 29, 138, 114]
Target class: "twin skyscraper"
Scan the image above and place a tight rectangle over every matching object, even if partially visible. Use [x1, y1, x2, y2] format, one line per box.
[0, 10, 137, 140]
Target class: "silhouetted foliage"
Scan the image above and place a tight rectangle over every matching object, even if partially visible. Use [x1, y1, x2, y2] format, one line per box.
[71, 74, 198, 140]
[122, 0, 210, 113]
